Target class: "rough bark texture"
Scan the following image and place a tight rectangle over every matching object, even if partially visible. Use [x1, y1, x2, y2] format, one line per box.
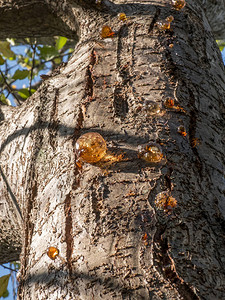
[0, 0, 225, 299]
[199, 0, 225, 39]
[0, 0, 78, 39]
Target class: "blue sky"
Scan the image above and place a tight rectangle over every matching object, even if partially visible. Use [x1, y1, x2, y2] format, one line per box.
[0, 264, 16, 300]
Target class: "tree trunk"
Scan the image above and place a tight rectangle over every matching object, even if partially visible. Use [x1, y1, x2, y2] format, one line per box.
[0, 0, 225, 299]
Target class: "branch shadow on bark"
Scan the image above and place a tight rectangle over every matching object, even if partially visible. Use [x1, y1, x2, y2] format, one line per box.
[21, 270, 148, 298]
[0, 123, 165, 175]
[0, 165, 23, 221]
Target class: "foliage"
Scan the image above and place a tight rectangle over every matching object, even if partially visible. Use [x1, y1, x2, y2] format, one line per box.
[216, 40, 225, 51]
[0, 262, 20, 299]
[0, 36, 74, 106]
[0, 274, 10, 298]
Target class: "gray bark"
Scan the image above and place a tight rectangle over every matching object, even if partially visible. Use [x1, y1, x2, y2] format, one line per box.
[0, 0, 225, 299]
[199, 0, 225, 39]
[0, 0, 78, 39]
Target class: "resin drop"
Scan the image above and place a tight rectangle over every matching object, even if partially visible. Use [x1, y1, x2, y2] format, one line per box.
[156, 20, 171, 31]
[138, 142, 163, 163]
[164, 98, 175, 108]
[143, 100, 161, 116]
[155, 191, 177, 210]
[166, 16, 174, 23]
[171, 0, 186, 10]
[101, 25, 115, 39]
[118, 13, 127, 22]
[75, 132, 107, 164]
[47, 247, 59, 260]
[177, 125, 187, 136]
[142, 233, 149, 246]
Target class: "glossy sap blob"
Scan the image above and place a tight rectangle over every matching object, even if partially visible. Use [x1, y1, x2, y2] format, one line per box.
[156, 16, 174, 31]
[171, 0, 186, 10]
[143, 100, 161, 116]
[118, 13, 127, 22]
[138, 142, 163, 163]
[164, 97, 175, 108]
[101, 25, 115, 39]
[177, 125, 187, 136]
[155, 191, 177, 210]
[47, 247, 59, 260]
[75, 132, 107, 164]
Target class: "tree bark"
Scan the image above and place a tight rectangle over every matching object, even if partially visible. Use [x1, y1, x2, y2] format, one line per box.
[0, 0, 225, 299]
[199, 0, 225, 39]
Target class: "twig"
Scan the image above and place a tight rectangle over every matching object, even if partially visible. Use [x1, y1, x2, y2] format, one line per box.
[0, 264, 16, 272]
[0, 69, 22, 106]
[36, 51, 72, 70]
[29, 41, 37, 96]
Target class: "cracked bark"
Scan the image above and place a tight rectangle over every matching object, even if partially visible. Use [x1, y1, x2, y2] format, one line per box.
[0, 0, 225, 299]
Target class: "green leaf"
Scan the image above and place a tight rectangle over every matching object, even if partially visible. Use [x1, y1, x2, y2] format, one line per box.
[55, 36, 67, 51]
[0, 94, 11, 105]
[216, 40, 225, 52]
[18, 88, 35, 99]
[54, 57, 62, 64]
[38, 46, 59, 61]
[0, 41, 15, 59]
[0, 55, 5, 65]
[2, 289, 9, 298]
[12, 69, 29, 80]
[0, 274, 10, 297]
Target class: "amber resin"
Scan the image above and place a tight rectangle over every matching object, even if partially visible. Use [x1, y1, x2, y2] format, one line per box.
[164, 98, 185, 112]
[118, 13, 127, 22]
[75, 132, 107, 164]
[138, 142, 163, 163]
[166, 16, 174, 23]
[143, 100, 161, 116]
[177, 125, 187, 136]
[47, 247, 59, 260]
[171, 0, 186, 10]
[142, 232, 149, 246]
[191, 137, 201, 148]
[101, 25, 115, 39]
[155, 191, 177, 210]
[164, 97, 175, 108]
[156, 16, 174, 31]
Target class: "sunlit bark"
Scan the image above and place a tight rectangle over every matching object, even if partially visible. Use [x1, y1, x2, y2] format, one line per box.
[0, 0, 225, 299]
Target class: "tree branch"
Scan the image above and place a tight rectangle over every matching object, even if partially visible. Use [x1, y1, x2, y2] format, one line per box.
[0, 0, 78, 39]
[0, 70, 22, 106]
[199, 0, 225, 39]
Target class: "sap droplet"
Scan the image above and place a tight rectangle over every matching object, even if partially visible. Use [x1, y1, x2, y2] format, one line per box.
[118, 13, 127, 22]
[75, 132, 107, 164]
[177, 125, 187, 136]
[155, 191, 177, 211]
[156, 16, 174, 31]
[101, 25, 115, 39]
[171, 0, 186, 10]
[138, 142, 163, 163]
[143, 100, 161, 116]
[156, 20, 171, 31]
[164, 97, 174, 108]
[47, 247, 59, 260]
[142, 232, 149, 246]
[191, 137, 201, 148]
[166, 15, 174, 23]
[169, 44, 174, 48]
